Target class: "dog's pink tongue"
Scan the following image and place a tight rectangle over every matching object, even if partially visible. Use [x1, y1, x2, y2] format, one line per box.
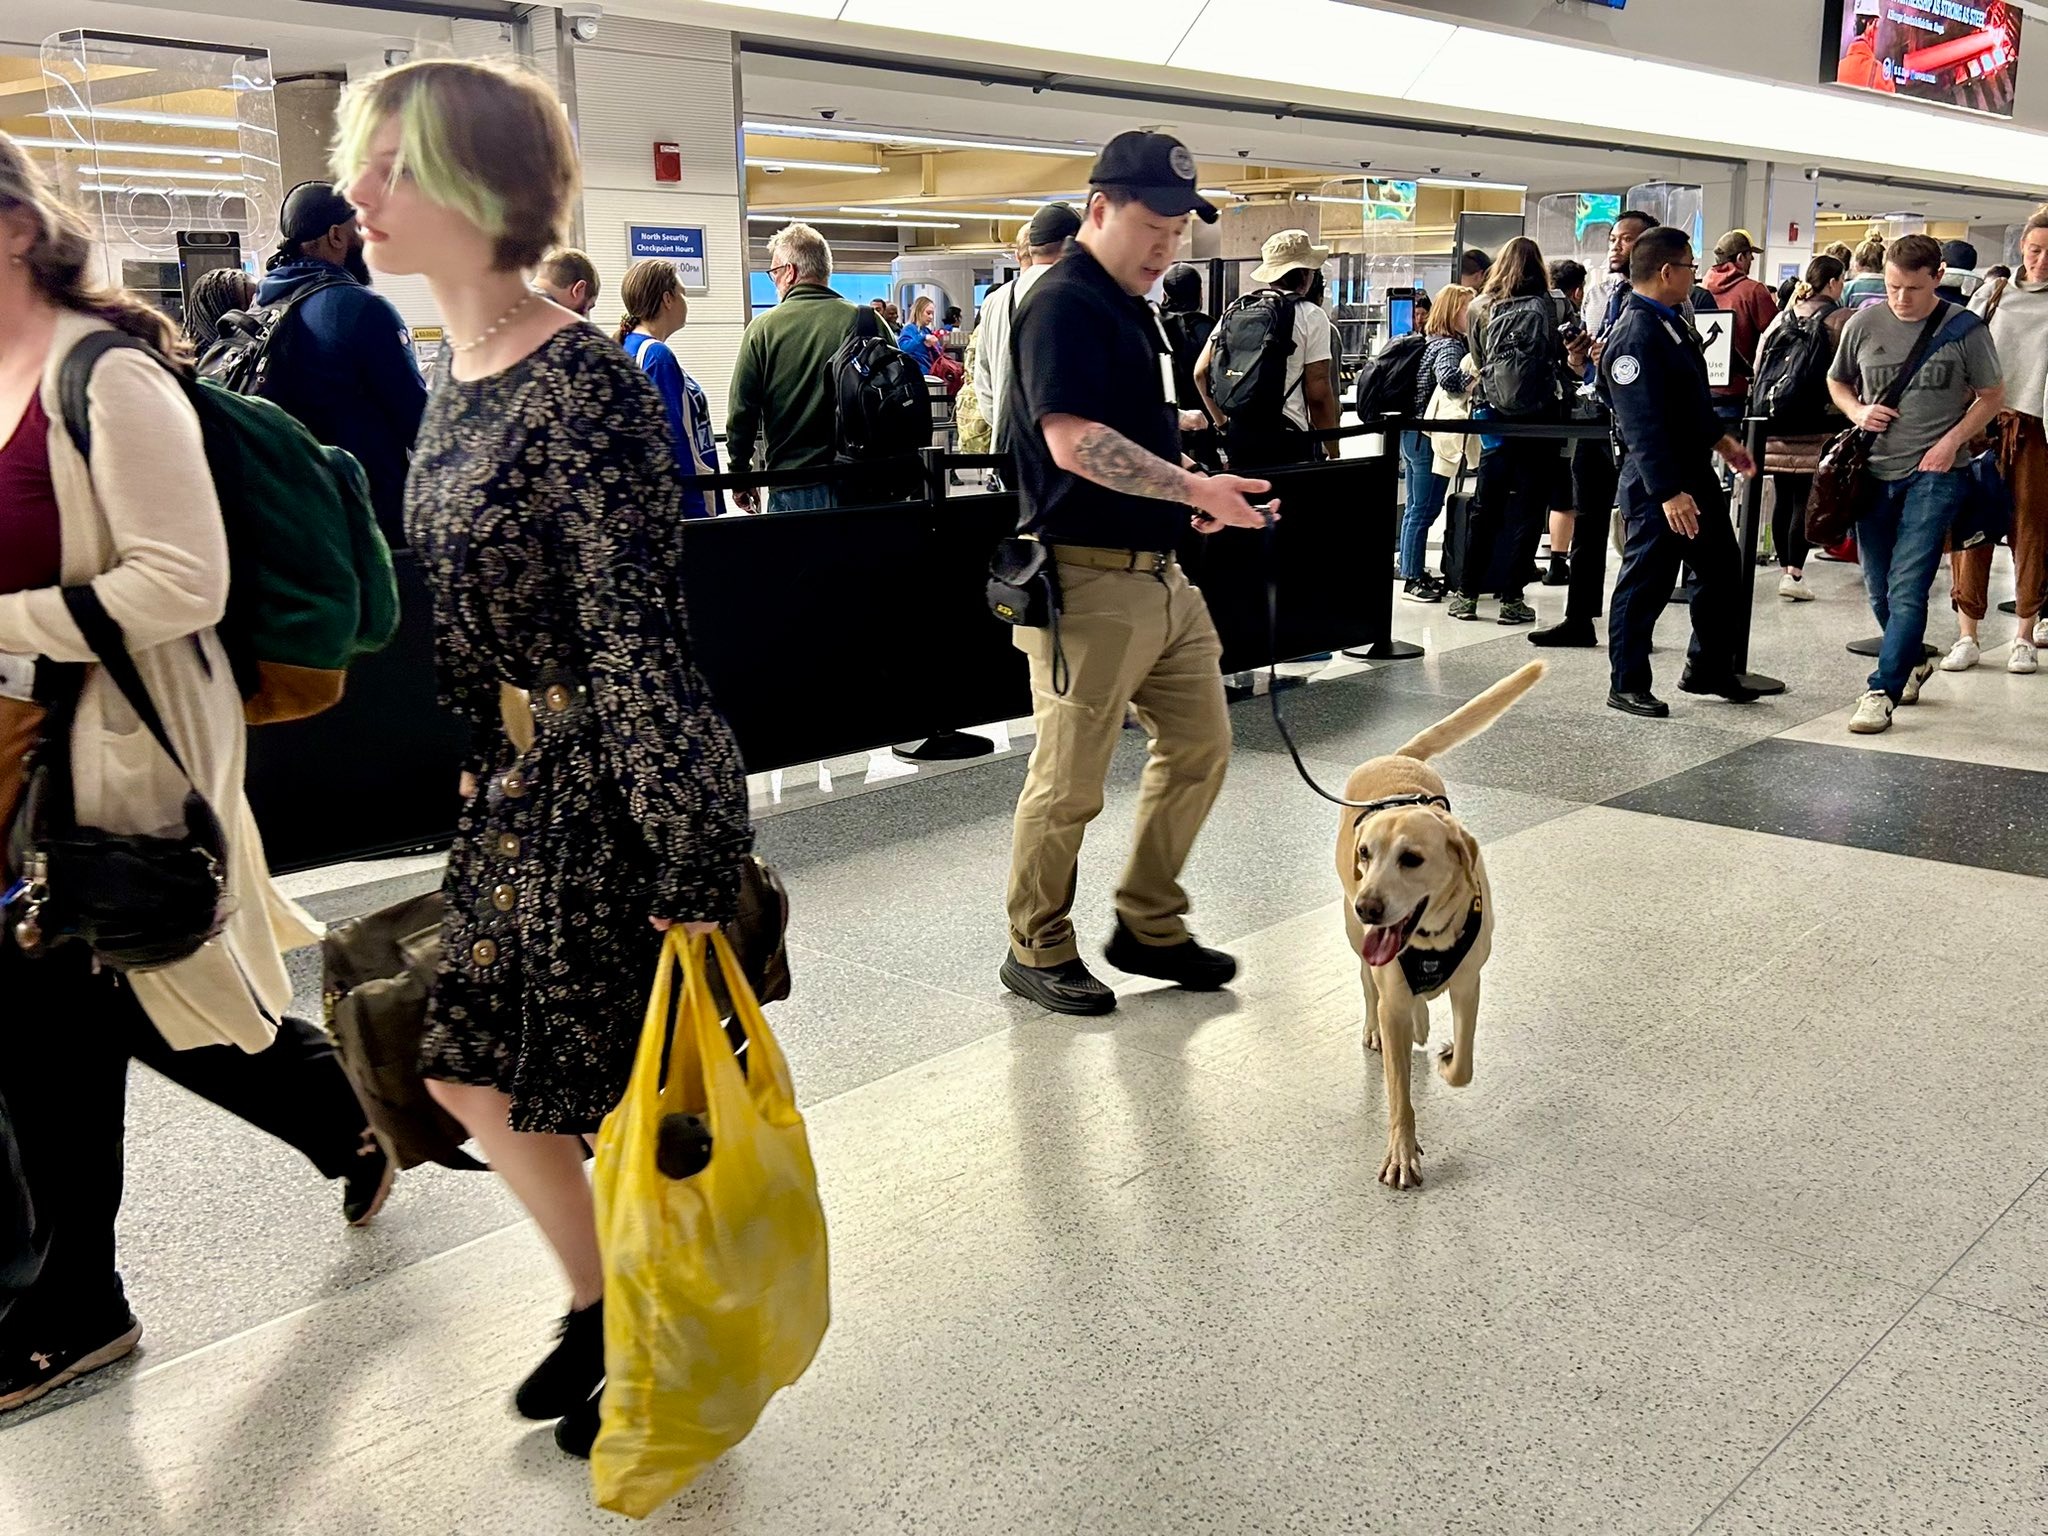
[1362, 923, 1404, 967]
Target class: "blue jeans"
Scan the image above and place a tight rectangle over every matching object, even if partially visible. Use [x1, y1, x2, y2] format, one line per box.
[1398, 430, 1448, 581]
[1858, 469, 1965, 699]
[767, 483, 839, 513]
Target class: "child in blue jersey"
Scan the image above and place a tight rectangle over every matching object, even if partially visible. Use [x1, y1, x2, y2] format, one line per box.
[616, 257, 723, 518]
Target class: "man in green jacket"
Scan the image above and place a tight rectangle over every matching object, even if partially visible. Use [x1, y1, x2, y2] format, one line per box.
[727, 222, 870, 512]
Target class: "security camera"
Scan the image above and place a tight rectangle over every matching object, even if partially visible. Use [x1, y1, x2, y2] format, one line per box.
[1358, 161, 1373, 170]
[1236, 148, 1250, 159]
[1803, 166, 1822, 182]
[820, 109, 838, 120]
[380, 38, 412, 67]
[561, 3, 603, 42]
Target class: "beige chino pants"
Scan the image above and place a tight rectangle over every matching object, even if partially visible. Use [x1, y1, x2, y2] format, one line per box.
[1005, 548, 1231, 968]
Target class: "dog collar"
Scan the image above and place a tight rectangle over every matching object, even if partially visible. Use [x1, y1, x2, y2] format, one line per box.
[1353, 791, 1452, 818]
[1398, 898, 1483, 1000]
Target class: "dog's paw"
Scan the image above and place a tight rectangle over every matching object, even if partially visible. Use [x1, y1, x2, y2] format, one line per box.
[1378, 1135, 1425, 1190]
[1364, 1027, 1383, 1054]
[1436, 1045, 1473, 1089]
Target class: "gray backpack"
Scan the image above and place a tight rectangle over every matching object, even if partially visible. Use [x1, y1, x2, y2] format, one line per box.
[1478, 294, 1562, 418]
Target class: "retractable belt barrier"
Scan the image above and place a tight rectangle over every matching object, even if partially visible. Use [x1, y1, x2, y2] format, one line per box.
[247, 444, 1409, 871]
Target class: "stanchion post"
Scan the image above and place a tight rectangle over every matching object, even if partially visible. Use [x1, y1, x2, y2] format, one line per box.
[894, 448, 998, 764]
[1342, 417, 1424, 662]
[1731, 416, 1787, 695]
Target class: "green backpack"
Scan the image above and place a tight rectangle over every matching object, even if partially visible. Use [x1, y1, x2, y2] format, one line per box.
[58, 329, 400, 724]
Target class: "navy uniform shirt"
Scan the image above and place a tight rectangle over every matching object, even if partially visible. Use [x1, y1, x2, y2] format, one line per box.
[1599, 291, 1725, 506]
[1005, 242, 1185, 552]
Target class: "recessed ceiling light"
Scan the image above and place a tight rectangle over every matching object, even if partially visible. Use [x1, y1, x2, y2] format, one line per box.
[743, 156, 885, 175]
[745, 120, 1090, 158]
[746, 213, 960, 230]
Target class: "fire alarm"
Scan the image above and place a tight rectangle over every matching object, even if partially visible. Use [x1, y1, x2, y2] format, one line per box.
[1789, 221, 1800, 244]
[653, 142, 681, 183]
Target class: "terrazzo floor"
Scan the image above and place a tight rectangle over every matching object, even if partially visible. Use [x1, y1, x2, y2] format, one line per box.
[4, 539, 2044, 1535]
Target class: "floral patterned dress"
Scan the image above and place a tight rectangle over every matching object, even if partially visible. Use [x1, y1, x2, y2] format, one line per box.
[406, 323, 752, 1133]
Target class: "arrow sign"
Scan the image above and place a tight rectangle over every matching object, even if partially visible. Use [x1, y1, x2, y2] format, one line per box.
[1696, 316, 1734, 388]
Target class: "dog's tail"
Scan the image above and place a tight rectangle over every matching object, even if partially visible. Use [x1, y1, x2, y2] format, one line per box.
[1394, 660, 1547, 763]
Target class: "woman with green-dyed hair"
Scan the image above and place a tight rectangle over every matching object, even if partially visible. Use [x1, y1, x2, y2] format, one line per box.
[332, 57, 754, 1459]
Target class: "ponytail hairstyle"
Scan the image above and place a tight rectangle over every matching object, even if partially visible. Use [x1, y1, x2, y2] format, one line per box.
[1792, 254, 1846, 303]
[0, 130, 190, 365]
[615, 256, 681, 345]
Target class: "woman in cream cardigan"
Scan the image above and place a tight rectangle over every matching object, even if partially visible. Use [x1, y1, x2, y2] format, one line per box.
[0, 133, 386, 1414]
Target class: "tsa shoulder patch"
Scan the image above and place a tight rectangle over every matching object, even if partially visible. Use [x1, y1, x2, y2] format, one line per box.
[1610, 355, 1641, 386]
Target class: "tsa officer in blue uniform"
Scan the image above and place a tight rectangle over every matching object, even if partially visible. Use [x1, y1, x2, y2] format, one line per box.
[1599, 225, 1760, 718]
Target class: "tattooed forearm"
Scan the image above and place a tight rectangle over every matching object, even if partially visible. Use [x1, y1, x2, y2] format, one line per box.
[1069, 424, 1194, 503]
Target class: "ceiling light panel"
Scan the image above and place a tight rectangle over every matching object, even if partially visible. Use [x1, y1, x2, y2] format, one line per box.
[746, 213, 960, 229]
[744, 156, 885, 173]
[745, 120, 1089, 157]
[837, 0, 1204, 66]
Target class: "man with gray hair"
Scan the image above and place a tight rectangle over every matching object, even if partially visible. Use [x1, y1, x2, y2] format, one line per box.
[974, 202, 1083, 452]
[726, 221, 876, 512]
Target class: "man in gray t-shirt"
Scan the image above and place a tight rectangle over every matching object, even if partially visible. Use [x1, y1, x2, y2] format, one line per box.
[1826, 234, 2005, 734]
[1830, 300, 2002, 479]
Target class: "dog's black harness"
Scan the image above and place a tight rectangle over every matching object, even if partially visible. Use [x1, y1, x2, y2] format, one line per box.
[1348, 792, 1452, 818]
[1397, 897, 1484, 999]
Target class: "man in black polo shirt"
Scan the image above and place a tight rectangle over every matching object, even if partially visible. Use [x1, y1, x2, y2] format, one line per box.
[999, 131, 1278, 1017]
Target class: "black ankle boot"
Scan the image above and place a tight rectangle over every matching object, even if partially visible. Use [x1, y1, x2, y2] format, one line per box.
[515, 1298, 604, 1420]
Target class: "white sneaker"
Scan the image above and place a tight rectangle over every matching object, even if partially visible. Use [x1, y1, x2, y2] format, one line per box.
[1901, 655, 1938, 705]
[2033, 616, 2048, 646]
[1848, 690, 1895, 734]
[1940, 637, 1980, 672]
[2009, 640, 2040, 674]
[1778, 571, 1814, 601]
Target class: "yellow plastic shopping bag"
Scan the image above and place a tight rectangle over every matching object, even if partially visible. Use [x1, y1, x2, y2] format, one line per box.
[590, 929, 830, 1518]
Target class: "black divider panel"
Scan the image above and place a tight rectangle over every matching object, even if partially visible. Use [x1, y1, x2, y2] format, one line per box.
[1181, 455, 1398, 673]
[675, 494, 939, 773]
[246, 458, 1403, 871]
[921, 491, 1033, 735]
[246, 552, 470, 873]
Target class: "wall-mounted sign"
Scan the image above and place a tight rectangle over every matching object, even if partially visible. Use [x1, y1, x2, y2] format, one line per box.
[626, 223, 708, 292]
[1822, 0, 2021, 118]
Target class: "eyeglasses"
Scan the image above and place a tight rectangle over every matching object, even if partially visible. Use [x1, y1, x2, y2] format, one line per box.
[1668, 261, 1698, 273]
[768, 262, 795, 281]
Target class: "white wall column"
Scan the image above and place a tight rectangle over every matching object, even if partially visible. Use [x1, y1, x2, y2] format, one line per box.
[1762, 163, 1820, 290]
[563, 16, 746, 424]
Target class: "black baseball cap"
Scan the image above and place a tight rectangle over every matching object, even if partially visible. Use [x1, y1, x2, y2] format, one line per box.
[1024, 202, 1082, 247]
[1087, 131, 1217, 224]
[279, 180, 357, 242]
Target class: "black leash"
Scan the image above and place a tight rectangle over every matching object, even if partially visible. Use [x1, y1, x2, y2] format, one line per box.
[1259, 518, 1449, 815]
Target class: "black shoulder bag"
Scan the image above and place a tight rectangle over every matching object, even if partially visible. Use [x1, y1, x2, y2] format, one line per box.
[5, 586, 229, 971]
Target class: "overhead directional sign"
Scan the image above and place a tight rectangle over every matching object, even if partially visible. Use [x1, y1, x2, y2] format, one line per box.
[1696, 314, 1734, 388]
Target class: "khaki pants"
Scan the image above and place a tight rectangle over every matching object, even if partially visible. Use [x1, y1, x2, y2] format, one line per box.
[1006, 550, 1231, 968]
[1952, 410, 2048, 625]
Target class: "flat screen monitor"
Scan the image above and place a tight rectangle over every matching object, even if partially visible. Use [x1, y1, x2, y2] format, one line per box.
[1822, 0, 2021, 118]
[1386, 294, 1416, 340]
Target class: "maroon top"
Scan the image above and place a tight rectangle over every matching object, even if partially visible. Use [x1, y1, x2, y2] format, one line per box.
[0, 394, 61, 597]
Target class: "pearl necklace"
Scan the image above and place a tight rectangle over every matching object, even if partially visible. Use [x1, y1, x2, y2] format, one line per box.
[448, 290, 539, 355]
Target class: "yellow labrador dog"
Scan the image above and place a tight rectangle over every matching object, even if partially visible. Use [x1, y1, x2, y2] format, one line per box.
[1335, 661, 1545, 1189]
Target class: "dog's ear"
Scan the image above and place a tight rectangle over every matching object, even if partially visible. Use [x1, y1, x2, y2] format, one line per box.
[1452, 825, 1481, 892]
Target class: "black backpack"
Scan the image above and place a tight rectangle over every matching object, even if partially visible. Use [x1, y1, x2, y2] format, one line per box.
[196, 274, 353, 398]
[827, 308, 932, 463]
[1477, 294, 1562, 418]
[1748, 309, 1837, 433]
[1207, 290, 1300, 421]
[1354, 331, 1428, 420]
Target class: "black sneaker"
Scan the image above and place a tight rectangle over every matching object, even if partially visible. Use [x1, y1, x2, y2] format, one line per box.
[1000, 956, 1117, 1016]
[1104, 920, 1237, 991]
[1678, 670, 1762, 703]
[343, 1131, 394, 1227]
[555, 1385, 604, 1459]
[1400, 577, 1444, 604]
[515, 1298, 605, 1420]
[0, 1308, 142, 1414]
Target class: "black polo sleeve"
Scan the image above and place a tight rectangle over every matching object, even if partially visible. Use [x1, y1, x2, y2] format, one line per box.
[1014, 284, 1120, 427]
